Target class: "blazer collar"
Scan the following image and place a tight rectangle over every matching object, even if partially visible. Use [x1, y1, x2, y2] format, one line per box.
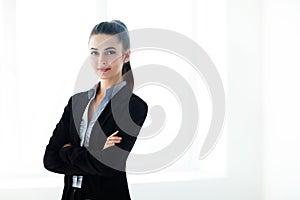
[72, 82, 133, 135]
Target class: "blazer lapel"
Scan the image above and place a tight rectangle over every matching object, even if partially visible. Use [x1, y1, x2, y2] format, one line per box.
[71, 92, 90, 144]
[88, 84, 132, 149]
[97, 83, 132, 127]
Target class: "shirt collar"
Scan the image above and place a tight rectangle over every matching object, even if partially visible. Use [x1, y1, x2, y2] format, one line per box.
[88, 81, 127, 100]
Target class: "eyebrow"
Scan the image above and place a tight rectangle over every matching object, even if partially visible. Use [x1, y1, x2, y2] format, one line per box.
[89, 47, 117, 51]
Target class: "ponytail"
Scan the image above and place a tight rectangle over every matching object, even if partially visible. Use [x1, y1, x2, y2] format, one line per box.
[122, 61, 134, 91]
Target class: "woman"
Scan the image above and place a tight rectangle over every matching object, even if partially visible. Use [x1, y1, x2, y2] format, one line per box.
[43, 20, 148, 200]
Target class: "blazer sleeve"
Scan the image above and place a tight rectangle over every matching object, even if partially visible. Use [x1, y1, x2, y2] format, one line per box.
[43, 96, 83, 175]
[57, 95, 148, 176]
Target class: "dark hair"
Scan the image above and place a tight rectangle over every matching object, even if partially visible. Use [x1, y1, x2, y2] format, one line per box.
[89, 20, 134, 91]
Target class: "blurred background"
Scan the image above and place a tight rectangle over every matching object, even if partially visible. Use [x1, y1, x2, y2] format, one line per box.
[0, 0, 300, 199]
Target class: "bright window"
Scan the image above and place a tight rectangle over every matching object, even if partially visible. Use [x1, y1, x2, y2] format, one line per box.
[0, 0, 227, 188]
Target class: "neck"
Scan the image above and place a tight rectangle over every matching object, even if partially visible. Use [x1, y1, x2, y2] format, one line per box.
[99, 76, 123, 93]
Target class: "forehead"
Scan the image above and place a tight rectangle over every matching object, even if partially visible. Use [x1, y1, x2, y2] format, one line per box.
[89, 34, 122, 50]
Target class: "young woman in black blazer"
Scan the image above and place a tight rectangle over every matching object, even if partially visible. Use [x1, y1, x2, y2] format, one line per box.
[43, 20, 148, 200]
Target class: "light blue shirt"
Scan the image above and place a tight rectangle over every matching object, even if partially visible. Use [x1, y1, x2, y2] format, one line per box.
[72, 81, 126, 188]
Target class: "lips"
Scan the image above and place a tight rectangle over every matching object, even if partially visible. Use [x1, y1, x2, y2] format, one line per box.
[98, 68, 111, 72]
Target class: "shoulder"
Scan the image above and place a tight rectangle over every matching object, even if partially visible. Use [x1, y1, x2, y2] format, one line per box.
[130, 93, 148, 110]
[62, 91, 89, 110]
[70, 90, 89, 102]
[72, 90, 89, 99]
[128, 93, 148, 119]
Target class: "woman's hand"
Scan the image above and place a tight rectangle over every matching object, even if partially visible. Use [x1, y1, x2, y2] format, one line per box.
[103, 130, 122, 150]
[63, 143, 72, 148]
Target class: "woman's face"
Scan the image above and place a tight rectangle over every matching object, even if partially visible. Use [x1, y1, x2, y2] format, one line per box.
[89, 34, 130, 81]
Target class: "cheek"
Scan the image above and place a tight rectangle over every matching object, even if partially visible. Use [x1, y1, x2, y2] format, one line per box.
[110, 59, 124, 70]
[89, 56, 98, 67]
[116, 63, 124, 73]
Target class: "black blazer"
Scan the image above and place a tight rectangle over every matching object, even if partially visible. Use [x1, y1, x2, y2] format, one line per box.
[43, 83, 148, 200]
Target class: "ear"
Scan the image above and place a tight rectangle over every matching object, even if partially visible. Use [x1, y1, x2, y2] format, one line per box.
[123, 50, 131, 63]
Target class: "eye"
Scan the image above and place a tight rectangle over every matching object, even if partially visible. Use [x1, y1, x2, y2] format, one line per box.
[105, 50, 116, 55]
[90, 51, 99, 56]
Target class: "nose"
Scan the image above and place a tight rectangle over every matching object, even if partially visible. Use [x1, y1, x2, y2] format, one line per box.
[98, 54, 107, 66]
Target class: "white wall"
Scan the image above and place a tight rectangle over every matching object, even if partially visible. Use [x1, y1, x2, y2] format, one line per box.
[263, 0, 300, 199]
[132, 0, 265, 199]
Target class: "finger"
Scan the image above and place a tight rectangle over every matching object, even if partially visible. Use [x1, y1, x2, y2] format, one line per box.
[109, 130, 119, 137]
[111, 139, 122, 143]
[107, 138, 122, 144]
[63, 143, 72, 148]
[107, 141, 118, 146]
[108, 137, 122, 142]
[109, 136, 122, 140]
